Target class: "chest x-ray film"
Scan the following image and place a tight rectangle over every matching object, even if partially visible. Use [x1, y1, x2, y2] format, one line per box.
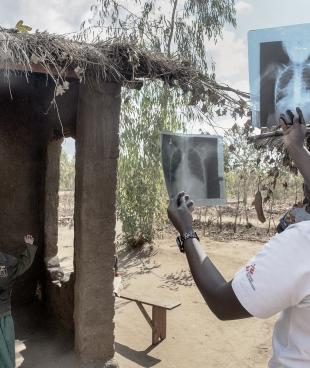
[248, 23, 310, 127]
[161, 133, 225, 206]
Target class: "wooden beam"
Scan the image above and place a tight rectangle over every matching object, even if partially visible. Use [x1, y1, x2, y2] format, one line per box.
[119, 291, 181, 310]
[248, 127, 310, 143]
[136, 301, 152, 328]
[152, 306, 167, 345]
[0, 62, 78, 79]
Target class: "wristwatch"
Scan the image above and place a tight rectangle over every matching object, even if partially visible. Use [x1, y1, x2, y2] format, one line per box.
[176, 230, 200, 253]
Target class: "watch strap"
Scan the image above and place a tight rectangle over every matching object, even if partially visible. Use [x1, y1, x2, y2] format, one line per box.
[176, 230, 200, 253]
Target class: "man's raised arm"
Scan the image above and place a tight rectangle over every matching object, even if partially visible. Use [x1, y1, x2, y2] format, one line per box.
[280, 107, 310, 187]
[167, 192, 251, 320]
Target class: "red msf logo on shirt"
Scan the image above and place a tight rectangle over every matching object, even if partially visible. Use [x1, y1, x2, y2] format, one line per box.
[246, 264, 256, 275]
[246, 264, 256, 290]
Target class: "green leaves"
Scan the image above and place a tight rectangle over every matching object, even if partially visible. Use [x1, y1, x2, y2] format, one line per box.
[80, 0, 238, 246]
[117, 83, 186, 246]
[60, 151, 75, 191]
[15, 20, 32, 33]
[81, 0, 236, 72]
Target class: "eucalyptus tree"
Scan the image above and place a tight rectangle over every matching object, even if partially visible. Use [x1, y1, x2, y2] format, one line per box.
[79, 0, 238, 245]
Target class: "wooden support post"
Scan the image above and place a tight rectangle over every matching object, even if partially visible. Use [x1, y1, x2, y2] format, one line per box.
[136, 302, 152, 328]
[152, 306, 167, 345]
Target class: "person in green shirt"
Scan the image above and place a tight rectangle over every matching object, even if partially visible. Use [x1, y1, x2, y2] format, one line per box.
[0, 234, 37, 368]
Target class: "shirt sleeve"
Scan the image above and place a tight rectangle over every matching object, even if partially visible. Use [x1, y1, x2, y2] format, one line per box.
[10, 244, 37, 279]
[232, 223, 310, 319]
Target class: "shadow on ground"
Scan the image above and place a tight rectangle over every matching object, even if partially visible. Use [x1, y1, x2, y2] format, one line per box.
[115, 342, 161, 367]
[13, 301, 160, 368]
[14, 301, 78, 368]
[117, 244, 160, 286]
[158, 269, 194, 290]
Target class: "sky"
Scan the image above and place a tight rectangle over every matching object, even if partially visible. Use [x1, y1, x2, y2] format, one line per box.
[1, 0, 310, 155]
[212, 0, 310, 92]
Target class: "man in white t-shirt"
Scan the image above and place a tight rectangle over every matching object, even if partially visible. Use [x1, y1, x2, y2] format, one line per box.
[167, 107, 310, 367]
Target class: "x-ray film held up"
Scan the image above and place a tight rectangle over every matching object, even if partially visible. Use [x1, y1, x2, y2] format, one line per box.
[161, 133, 226, 206]
[248, 23, 310, 128]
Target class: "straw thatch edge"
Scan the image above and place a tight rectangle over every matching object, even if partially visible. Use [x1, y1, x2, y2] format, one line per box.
[0, 29, 249, 114]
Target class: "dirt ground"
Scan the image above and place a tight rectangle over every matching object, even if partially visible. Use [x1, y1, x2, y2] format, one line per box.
[15, 225, 277, 368]
[114, 234, 276, 368]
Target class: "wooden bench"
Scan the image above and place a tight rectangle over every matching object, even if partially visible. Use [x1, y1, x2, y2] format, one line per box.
[117, 291, 181, 345]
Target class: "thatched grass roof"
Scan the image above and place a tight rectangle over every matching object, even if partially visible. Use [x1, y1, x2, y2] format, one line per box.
[0, 28, 248, 115]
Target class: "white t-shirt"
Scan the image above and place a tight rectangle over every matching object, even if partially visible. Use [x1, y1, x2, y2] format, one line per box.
[232, 221, 310, 368]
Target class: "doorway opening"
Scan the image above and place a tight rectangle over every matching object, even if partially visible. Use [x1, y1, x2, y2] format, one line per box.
[57, 137, 75, 279]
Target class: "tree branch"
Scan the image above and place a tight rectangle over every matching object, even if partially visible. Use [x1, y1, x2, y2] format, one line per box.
[167, 0, 178, 56]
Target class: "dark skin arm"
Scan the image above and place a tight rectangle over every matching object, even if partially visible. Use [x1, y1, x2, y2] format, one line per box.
[167, 192, 251, 321]
[183, 237, 251, 320]
[167, 108, 310, 320]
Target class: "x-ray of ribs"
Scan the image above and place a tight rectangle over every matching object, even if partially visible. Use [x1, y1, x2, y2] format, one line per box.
[168, 145, 206, 197]
[169, 148, 182, 186]
[188, 148, 204, 183]
[275, 62, 310, 119]
[162, 133, 223, 203]
[170, 145, 208, 199]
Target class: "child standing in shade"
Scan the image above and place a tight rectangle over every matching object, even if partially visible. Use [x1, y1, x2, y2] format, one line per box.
[0, 235, 37, 368]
